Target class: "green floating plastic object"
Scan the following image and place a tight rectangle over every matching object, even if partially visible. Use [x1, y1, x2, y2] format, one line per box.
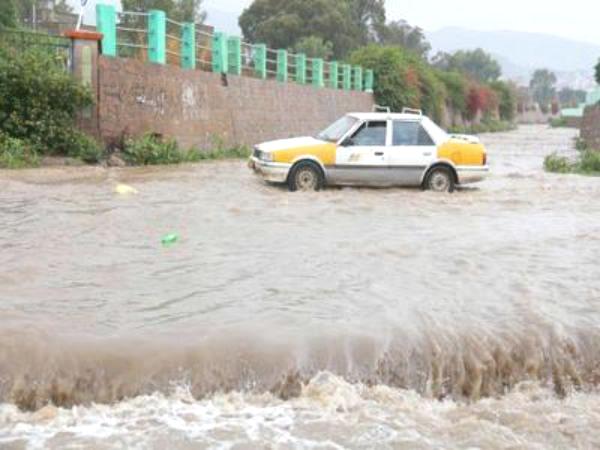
[161, 233, 179, 247]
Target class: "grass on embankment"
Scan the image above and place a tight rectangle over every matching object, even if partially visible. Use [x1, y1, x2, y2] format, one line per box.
[448, 119, 516, 135]
[544, 138, 600, 175]
[0, 133, 251, 169]
[121, 134, 251, 166]
[549, 117, 571, 128]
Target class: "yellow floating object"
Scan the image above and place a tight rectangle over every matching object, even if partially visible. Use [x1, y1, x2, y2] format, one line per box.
[114, 184, 138, 195]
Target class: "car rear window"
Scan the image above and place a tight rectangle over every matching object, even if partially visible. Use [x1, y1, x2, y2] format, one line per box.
[393, 121, 435, 146]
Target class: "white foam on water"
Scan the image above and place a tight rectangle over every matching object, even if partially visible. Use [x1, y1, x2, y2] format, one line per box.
[1, 373, 599, 450]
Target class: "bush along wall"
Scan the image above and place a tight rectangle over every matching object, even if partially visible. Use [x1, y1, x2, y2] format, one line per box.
[350, 45, 518, 133]
[0, 43, 104, 168]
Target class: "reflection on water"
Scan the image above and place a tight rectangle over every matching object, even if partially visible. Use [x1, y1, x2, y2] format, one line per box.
[1, 125, 599, 448]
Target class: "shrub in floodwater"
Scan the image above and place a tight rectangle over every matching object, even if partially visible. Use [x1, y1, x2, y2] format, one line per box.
[577, 149, 600, 173]
[63, 131, 104, 164]
[197, 136, 251, 160]
[122, 134, 190, 165]
[549, 117, 569, 128]
[0, 132, 39, 168]
[122, 134, 251, 166]
[544, 153, 572, 173]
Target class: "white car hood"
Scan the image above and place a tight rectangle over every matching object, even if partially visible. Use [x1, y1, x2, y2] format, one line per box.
[257, 136, 327, 152]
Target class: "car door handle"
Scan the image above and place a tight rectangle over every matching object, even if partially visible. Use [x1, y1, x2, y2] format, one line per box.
[374, 152, 385, 156]
[423, 152, 432, 156]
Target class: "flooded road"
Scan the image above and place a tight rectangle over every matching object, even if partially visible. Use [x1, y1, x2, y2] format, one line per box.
[1, 125, 599, 449]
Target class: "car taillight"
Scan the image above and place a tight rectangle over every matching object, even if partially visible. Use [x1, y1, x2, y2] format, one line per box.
[483, 153, 487, 165]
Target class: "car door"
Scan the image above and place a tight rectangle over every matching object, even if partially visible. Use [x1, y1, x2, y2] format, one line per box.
[331, 120, 389, 185]
[387, 120, 437, 186]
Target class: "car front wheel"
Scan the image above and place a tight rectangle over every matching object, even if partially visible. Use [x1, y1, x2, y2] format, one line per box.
[425, 167, 455, 193]
[288, 161, 324, 192]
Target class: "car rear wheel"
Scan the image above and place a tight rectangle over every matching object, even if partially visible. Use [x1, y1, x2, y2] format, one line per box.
[288, 161, 324, 192]
[425, 167, 455, 193]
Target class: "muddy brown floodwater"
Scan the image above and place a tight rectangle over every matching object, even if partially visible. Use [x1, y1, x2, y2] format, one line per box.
[1, 125, 599, 449]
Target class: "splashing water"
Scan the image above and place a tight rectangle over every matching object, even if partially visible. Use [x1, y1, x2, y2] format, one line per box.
[1, 126, 599, 448]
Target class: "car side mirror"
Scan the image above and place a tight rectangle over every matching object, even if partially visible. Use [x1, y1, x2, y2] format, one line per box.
[342, 137, 355, 147]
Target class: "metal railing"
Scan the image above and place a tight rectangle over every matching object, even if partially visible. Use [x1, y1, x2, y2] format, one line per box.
[95, 3, 374, 92]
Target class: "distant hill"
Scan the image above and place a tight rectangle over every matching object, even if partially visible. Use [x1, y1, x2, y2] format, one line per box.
[427, 27, 600, 89]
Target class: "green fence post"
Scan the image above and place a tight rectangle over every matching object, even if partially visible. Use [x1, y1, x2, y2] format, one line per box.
[276, 49, 287, 82]
[212, 32, 228, 73]
[296, 53, 306, 84]
[364, 69, 374, 92]
[353, 66, 363, 91]
[148, 10, 166, 64]
[342, 64, 351, 90]
[96, 3, 116, 57]
[254, 44, 267, 79]
[328, 61, 338, 89]
[312, 58, 324, 88]
[181, 22, 195, 69]
[227, 36, 241, 75]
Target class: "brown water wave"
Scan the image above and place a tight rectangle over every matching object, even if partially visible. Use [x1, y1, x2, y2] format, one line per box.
[2, 323, 599, 411]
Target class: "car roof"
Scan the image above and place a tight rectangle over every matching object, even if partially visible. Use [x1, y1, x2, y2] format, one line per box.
[347, 112, 428, 121]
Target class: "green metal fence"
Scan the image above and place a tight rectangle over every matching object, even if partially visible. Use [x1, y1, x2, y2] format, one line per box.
[95, 3, 375, 93]
[0, 28, 72, 70]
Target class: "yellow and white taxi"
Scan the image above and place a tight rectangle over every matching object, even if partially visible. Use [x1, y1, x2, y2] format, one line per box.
[249, 109, 489, 192]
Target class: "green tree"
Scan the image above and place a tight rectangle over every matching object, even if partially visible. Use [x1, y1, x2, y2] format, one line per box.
[15, 0, 73, 26]
[0, 0, 18, 29]
[239, 0, 357, 58]
[489, 80, 517, 121]
[350, 45, 445, 122]
[595, 59, 600, 85]
[121, 0, 205, 23]
[293, 36, 333, 59]
[347, 0, 386, 44]
[530, 69, 557, 113]
[558, 87, 586, 107]
[174, 0, 206, 23]
[435, 70, 468, 115]
[433, 48, 501, 82]
[378, 20, 431, 58]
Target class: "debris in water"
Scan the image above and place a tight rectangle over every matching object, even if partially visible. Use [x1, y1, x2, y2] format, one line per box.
[161, 233, 179, 247]
[115, 184, 138, 195]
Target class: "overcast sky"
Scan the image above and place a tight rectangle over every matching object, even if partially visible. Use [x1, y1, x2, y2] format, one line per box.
[71, 0, 600, 45]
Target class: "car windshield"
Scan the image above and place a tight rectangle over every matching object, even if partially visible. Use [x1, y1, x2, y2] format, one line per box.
[317, 116, 358, 143]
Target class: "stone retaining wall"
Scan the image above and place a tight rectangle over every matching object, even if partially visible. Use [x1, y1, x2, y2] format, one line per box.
[96, 57, 374, 149]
